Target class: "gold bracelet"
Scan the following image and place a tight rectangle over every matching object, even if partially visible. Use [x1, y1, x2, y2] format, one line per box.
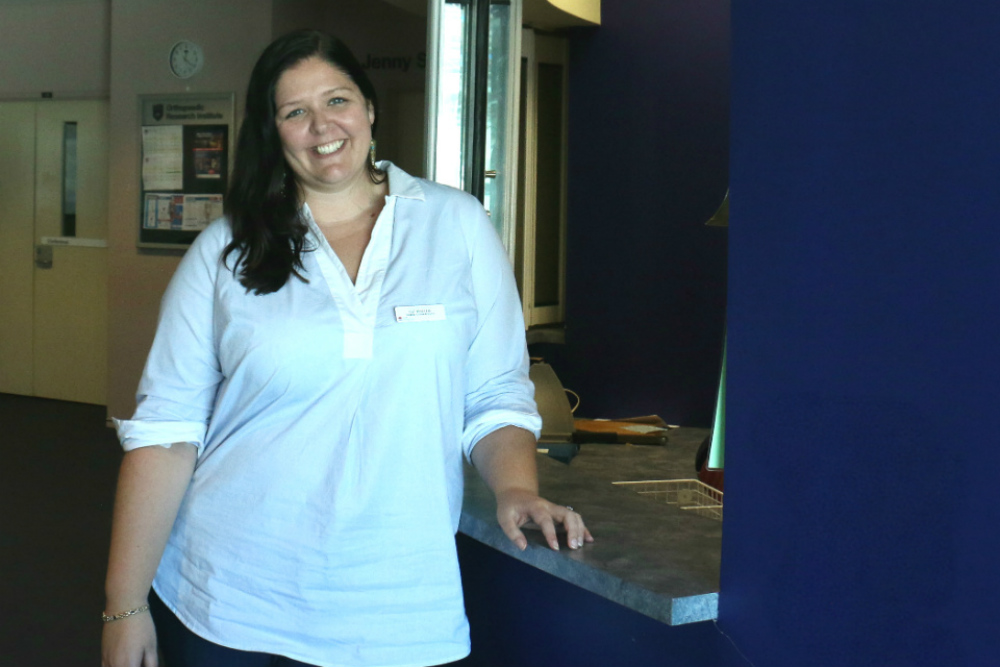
[101, 604, 150, 623]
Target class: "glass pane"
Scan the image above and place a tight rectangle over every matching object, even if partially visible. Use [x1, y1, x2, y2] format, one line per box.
[62, 121, 77, 237]
[435, 2, 469, 190]
[483, 1, 510, 237]
[533, 62, 563, 307]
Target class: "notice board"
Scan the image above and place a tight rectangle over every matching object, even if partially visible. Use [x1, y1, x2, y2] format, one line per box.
[138, 93, 234, 248]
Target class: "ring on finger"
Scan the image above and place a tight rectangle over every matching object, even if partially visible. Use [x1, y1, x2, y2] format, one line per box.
[565, 505, 574, 512]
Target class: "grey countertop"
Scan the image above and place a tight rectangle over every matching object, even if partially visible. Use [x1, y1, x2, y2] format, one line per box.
[459, 428, 722, 626]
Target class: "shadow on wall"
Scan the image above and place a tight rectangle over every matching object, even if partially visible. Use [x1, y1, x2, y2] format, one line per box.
[538, 0, 730, 427]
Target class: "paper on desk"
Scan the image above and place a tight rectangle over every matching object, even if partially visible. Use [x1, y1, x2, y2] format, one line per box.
[621, 424, 668, 434]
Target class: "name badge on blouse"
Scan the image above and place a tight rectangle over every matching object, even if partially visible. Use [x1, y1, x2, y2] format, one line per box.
[395, 304, 446, 323]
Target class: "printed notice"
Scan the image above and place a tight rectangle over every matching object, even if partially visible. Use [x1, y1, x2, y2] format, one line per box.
[192, 128, 225, 179]
[182, 195, 223, 230]
[143, 193, 183, 230]
[141, 126, 183, 190]
[143, 193, 222, 231]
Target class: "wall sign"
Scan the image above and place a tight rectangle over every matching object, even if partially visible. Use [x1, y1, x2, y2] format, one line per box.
[138, 93, 234, 248]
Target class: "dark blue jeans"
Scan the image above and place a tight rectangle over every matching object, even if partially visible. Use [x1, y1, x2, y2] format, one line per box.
[149, 590, 469, 667]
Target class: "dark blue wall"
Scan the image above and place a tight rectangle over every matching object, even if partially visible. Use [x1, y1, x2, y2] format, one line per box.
[531, 0, 730, 427]
[722, 2, 1000, 666]
[456, 535, 741, 667]
[461, 1, 737, 665]
[461, 2, 1000, 667]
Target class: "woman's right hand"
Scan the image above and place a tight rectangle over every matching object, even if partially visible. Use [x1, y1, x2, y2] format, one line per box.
[101, 613, 158, 667]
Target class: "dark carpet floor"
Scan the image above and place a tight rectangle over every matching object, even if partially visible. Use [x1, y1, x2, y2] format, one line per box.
[0, 392, 123, 666]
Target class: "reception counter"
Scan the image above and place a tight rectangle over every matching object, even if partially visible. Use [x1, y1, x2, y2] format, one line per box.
[459, 428, 722, 626]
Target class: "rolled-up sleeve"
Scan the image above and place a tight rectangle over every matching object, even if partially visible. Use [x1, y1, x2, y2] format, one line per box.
[114, 222, 226, 454]
[461, 205, 542, 459]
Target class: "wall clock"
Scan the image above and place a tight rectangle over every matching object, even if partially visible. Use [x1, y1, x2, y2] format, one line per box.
[169, 40, 204, 79]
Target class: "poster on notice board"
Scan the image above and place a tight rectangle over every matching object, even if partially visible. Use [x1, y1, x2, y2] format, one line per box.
[138, 94, 234, 248]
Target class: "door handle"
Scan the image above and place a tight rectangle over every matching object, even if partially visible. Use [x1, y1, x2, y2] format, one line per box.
[35, 245, 53, 269]
[34, 237, 107, 268]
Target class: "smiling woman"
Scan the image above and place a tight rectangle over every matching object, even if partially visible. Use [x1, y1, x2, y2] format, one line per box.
[102, 28, 590, 667]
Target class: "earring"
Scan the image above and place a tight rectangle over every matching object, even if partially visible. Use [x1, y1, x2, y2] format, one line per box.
[369, 139, 377, 170]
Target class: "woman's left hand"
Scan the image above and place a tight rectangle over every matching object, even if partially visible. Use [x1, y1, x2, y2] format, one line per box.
[494, 487, 594, 552]
[471, 426, 595, 552]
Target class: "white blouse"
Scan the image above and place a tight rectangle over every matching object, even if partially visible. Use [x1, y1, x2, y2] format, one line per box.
[115, 163, 541, 667]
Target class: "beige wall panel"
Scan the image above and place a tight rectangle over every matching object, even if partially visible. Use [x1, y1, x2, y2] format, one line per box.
[0, 0, 110, 99]
[33, 246, 108, 404]
[391, 90, 427, 178]
[271, 0, 326, 38]
[106, 0, 272, 419]
[33, 108, 64, 239]
[0, 102, 36, 395]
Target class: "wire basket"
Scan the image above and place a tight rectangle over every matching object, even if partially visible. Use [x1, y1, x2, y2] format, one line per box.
[613, 479, 723, 521]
